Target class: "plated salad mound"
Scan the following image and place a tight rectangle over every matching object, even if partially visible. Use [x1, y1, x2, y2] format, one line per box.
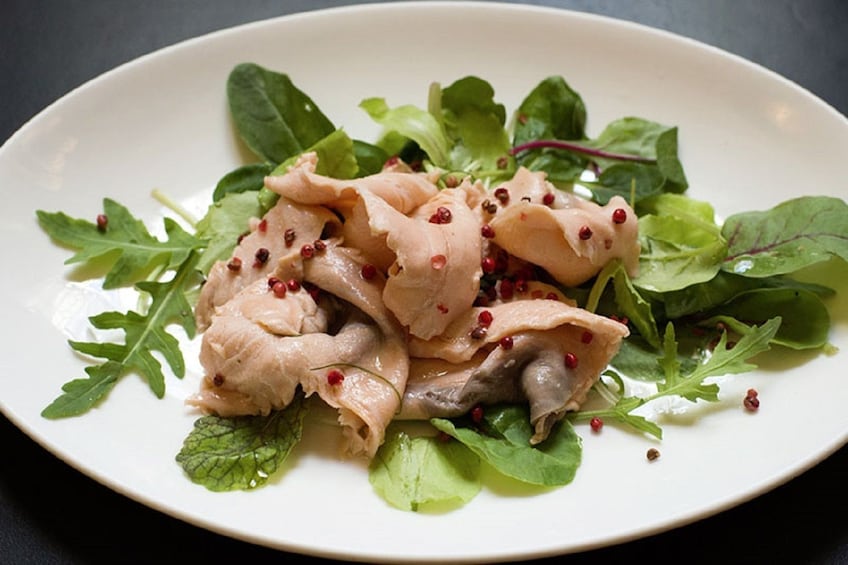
[37, 63, 848, 511]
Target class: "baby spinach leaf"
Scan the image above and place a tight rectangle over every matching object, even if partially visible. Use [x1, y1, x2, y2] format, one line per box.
[369, 429, 481, 512]
[431, 405, 582, 487]
[513, 75, 587, 146]
[584, 162, 666, 205]
[227, 63, 335, 164]
[703, 288, 830, 349]
[37, 198, 203, 289]
[42, 253, 201, 418]
[352, 139, 389, 176]
[212, 162, 274, 202]
[656, 270, 833, 319]
[176, 393, 307, 491]
[722, 196, 848, 277]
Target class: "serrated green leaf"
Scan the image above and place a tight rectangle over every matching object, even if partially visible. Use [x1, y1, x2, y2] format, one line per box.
[41, 253, 201, 418]
[37, 198, 203, 289]
[176, 393, 307, 491]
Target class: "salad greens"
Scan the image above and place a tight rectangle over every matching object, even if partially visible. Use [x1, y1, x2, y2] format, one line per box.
[36, 63, 848, 512]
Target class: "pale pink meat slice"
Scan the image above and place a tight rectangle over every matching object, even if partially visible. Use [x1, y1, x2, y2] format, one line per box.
[189, 244, 408, 458]
[488, 167, 640, 287]
[370, 187, 482, 340]
[194, 195, 340, 330]
[399, 298, 629, 444]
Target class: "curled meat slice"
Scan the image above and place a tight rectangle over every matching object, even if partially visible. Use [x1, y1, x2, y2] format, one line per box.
[370, 188, 482, 340]
[489, 167, 639, 287]
[400, 299, 628, 444]
[189, 244, 409, 458]
[195, 195, 340, 330]
[263, 152, 438, 214]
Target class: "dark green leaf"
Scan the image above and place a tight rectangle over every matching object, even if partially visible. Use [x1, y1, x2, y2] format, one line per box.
[431, 405, 582, 487]
[705, 288, 829, 349]
[722, 196, 848, 278]
[352, 139, 389, 176]
[583, 162, 665, 206]
[513, 76, 586, 146]
[37, 199, 203, 289]
[441, 76, 511, 172]
[212, 163, 274, 202]
[227, 63, 335, 164]
[41, 253, 201, 418]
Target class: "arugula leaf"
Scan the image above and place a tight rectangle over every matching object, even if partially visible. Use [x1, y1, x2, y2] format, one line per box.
[37, 198, 203, 289]
[42, 253, 202, 418]
[227, 63, 336, 164]
[431, 405, 582, 487]
[369, 429, 481, 512]
[722, 196, 848, 277]
[575, 318, 781, 438]
[176, 393, 307, 491]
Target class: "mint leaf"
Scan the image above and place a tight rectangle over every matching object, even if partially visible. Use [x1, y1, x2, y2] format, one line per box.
[369, 429, 481, 512]
[722, 195, 848, 277]
[431, 405, 582, 487]
[42, 253, 201, 418]
[37, 198, 203, 289]
[176, 393, 307, 491]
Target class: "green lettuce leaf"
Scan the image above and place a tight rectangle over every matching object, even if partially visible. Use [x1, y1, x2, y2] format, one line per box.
[369, 429, 481, 512]
[360, 97, 451, 167]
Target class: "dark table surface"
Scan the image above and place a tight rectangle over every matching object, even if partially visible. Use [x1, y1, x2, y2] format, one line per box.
[2, 1, 846, 563]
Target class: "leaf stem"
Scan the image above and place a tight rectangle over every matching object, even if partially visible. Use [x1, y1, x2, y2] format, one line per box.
[152, 188, 198, 228]
[510, 139, 657, 163]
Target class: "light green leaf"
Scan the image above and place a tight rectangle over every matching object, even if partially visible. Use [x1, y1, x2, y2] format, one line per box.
[369, 429, 481, 512]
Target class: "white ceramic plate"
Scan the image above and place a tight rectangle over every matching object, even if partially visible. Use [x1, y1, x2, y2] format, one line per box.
[1, 2, 846, 563]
